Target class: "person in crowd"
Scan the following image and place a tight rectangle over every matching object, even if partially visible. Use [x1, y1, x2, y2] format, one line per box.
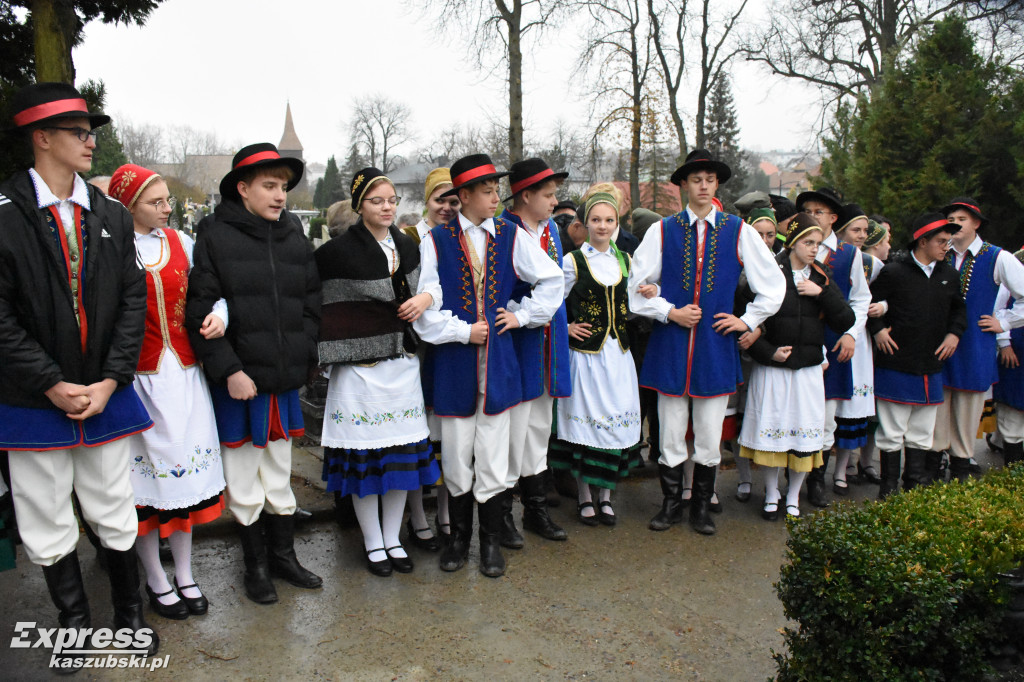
[0, 82, 158, 661]
[326, 199, 359, 239]
[185, 143, 322, 604]
[550, 186, 642, 525]
[738, 213, 855, 519]
[315, 167, 440, 577]
[993, 249, 1024, 467]
[868, 213, 965, 497]
[500, 158, 571, 549]
[629, 149, 785, 536]
[413, 154, 562, 577]
[931, 197, 1024, 482]
[769, 194, 799, 254]
[108, 164, 226, 620]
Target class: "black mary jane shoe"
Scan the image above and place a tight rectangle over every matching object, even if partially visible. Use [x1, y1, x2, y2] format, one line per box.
[761, 501, 780, 522]
[174, 577, 209, 616]
[385, 546, 414, 574]
[709, 495, 723, 514]
[832, 480, 850, 496]
[146, 584, 189, 620]
[434, 514, 451, 538]
[577, 501, 600, 526]
[858, 463, 882, 485]
[596, 500, 617, 527]
[735, 483, 752, 503]
[366, 548, 393, 577]
[406, 519, 440, 552]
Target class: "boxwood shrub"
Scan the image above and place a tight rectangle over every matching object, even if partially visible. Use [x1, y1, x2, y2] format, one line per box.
[773, 464, 1024, 681]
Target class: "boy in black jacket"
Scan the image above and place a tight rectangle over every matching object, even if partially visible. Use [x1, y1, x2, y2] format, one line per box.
[868, 213, 966, 498]
[185, 143, 322, 604]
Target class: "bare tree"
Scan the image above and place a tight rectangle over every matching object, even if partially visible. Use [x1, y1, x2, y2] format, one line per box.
[692, 0, 749, 149]
[166, 125, 226, 165]
[349, 94, 412, 173]
[576, 0, 654, 212]
[118, 118, 165, 167]
[647, 0, 688, 161]
[414, 0, 565, 163]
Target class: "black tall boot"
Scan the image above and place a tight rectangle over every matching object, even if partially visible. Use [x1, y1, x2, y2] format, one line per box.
[649, 463, 684, 531]
[902, 448, 927, 491]
[542, 468, 561, 507]
[265, 514, 323, 589]
[104, 546, 159, 657]
[877, 450, 902, 500]
[689, 463, 717, 535]
[237, 520, 277, 604]
[439, 493, 473, 572]
[520, 473, 568, 541]
[42, 551, 91, 673]
[949, 455, 971, 483]
[498, 489, 524, 549]
[923, 450, 944, 485]
[1004, 441, 1024, 467]
[806, 449, 831, 508]
[477, 495, 506, 578]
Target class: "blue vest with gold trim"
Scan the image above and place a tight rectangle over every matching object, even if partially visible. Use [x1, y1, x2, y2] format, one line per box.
[994, 296, 1024, 410]
[821, 241, 857, 400]
[943, 243, 1001, 392]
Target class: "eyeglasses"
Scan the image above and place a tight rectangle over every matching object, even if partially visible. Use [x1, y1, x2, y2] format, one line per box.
[365, 196, 401, 207]
[804, 209, 833, 217]
[143, 197, 176, 211]
[44, 126, 98, 143]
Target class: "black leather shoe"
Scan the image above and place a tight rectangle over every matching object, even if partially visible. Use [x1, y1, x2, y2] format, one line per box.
[237, 520, 278, 604]
[762, 501, 779, 521]
[145, 585, 189, 620]
[499, 491, 524, 549]
[174, 578, 209, 616]
[366, 548, 392, 577]
[858, 462, 882, 485]
[406, 519, 440, 552]
[520, 474, 568, 541]
[649, 463, 684, 531]
[832, 480, 850, 496]
[477, 496, 506, 578]
[385, 546, 414, 573]
[439, 493, 473, 572]
[577, 501, 599, 526]
[264, 514, 323, 590]
[735, 483, 752, 503]
[689, 464, 717, 535]
[104, 547, 159, 657]
[596, 500, 616, 527]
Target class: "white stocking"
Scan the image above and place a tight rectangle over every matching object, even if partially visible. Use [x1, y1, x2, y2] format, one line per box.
[381, 489, 408, 558]
[352, 494, 385, 562]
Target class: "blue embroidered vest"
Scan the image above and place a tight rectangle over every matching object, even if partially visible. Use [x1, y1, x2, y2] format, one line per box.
[639, 210, 744, 397]
[821, 241, 857, 400]
[943, 243, 1001, 392]
[994, 297, 1024, 410]
[430, 216, 522, 417]
[502, 210, 572, 400]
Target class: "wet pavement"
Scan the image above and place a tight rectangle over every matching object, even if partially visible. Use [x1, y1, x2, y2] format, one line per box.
[0, 441, 1002, 681]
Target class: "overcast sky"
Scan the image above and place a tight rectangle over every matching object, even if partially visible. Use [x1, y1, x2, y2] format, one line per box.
[71, 0, 823, 166]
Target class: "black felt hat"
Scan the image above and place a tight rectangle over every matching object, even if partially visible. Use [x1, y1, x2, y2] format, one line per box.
[941, 196, 988, 226]
[795, 187, 843, 215]
[907, 212, 960, 250]
[443, 154, 510, 198]
[219, 143, 305, 200]
[555, 199, 577, 213]
[785, 213, 824, 246]
[350, 167, 392, 208]
[835, 203, 868, 233]
[9, 82, 110, 130]
[769, 194, 798, 224]
[671, 149, 732, 186]
[505, 157, 568, 201]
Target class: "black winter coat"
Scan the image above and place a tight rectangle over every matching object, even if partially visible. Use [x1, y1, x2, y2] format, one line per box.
[866, 251, 966, 376]
[737, 253, 855, 370]
[0, 171, 146, 408]
[185, 200, 320, 393]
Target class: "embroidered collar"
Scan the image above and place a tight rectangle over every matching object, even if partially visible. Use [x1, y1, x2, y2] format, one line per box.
[415, 219, 431, 241]
[28, 168, 91, 212]
[458, 211, 495, 238]
[685, 205, 717, 225]
[583, 242, 614, 257]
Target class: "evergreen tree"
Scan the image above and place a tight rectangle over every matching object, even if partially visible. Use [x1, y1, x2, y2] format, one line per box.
[704, 74, 749, 208]
[337, 144, 368, 200]
[639, 103, 676, 214]
[78, 79, 126, 176]
[316, 155, 346, 207]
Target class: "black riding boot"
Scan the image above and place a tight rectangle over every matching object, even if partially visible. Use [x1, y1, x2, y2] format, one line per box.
[902, 448, 927, 491]
[477, 495, 506, 578]
[949, 455, 972, 483]
[439, 493, 474, 572]
[42, 551, 91, 673]
[521, 473, 568, 541]
[237, 520, 277, 604]
[689, 463, 717, 535]
[807, 449, 830, 508]
[877, 450, 902, 499]
[104, 546, 159, 657]
[923, 449, 944, 485]
[1004, 441, 1024, 467]
[265, 514, 323, 589]
[649, 463, 684, 531]
[498, 489, 524, 549]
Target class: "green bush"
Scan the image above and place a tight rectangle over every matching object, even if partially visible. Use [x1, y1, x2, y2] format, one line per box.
[774, 465, 1024, 681]
[308, 216, 326, 242]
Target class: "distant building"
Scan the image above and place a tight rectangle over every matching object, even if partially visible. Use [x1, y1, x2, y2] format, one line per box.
[278, 102, 309, 197]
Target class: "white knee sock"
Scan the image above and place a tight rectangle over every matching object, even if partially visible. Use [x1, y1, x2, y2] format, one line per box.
[763, 466, 780, 505]
[137, 532, 176, 603]
[787, 470, 808, 509]
[351, 494, 385, 561]
[167, 530, 201, 599]
[834, 449, 852, 484]
[577, 477, 594, 517]
[406, 487, 432, 538]
[381, 489, 408, 558]
[682, 458, 694, 500]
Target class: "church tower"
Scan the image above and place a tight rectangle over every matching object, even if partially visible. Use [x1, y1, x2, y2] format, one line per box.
[279, 102, 308, 195]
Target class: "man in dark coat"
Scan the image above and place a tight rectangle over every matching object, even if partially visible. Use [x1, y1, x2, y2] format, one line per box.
[185, 143, 322, 605]
[0, 82, 158, 662]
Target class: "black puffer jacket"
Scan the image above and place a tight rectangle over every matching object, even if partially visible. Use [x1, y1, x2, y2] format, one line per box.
[185, 200, 320, 393]
[0, 171, 146, 408]
[737, 252, 855, 370]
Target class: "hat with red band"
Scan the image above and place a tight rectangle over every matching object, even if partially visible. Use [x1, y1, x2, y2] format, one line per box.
[218, 142, 305, 201]
[108, 164, 161, 211]
[9, 82, 110, 130]
[442, 154, 510, 198]
[941, 196, 988, 226]
[907, 212, 960, 249]
[504, 157, 568, 201]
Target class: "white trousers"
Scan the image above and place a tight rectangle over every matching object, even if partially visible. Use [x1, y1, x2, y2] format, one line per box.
[658, 394, 729, 467]
[932, 389, 986, 459]
[8, 439, 137, 566]
[221, 438, 297, 526]
[440, 393, 511, 504]
[875, 400, 939, 452]
[507, 392, 553, 483]
[822, 399, 840, 451]
[997, 403, 1024, 445]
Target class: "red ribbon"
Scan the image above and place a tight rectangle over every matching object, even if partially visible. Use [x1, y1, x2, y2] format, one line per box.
[13, 98, 89, 127]
[912, 219, 951, 241]
[235, 150, 282, 168]
[452, 164, 498, 187]
[511, 169, 554, 195]
[950, 202, 981, 214]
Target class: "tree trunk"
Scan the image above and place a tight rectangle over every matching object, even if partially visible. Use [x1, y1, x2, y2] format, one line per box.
[506, 0, 524, 163]
[629, 37, 642, 213]
[30, 0, 76, 83]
